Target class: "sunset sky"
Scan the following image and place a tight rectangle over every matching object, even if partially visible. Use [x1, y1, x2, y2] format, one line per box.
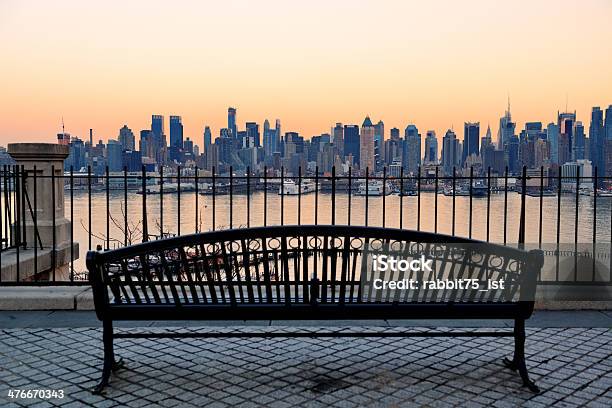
[1, 0, 611, 146]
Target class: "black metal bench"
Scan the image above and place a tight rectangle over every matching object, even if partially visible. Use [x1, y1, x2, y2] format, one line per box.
[87, 225, 544, 395]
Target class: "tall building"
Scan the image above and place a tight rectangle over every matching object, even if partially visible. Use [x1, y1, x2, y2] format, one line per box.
[118, 125, 135, 151]
[589, 107, 604, 173]
[332, 123, 344, 157]
[573, 121, 585, 160]
[497, 100, 515, 149]
[343, 125, 360, 165]
[547, 123, 559, 164]
[442, 129, 460, 175]
[107, 140, 123, 172]
[245, 122, 260, 148]
[462, 122, 480, 165]
[403, 124, 421, 174]
[203, 126, 212, 155]
[151, 115, 164, 138]
[557, 111, 576, 165]
[228, 107, 237, 138]
[423, 130, 438, 164]
[390, 127, 400, 141]
[360, 117, 376, 173]
[263, 120, 279, 156]
[374, 120, 385, 168]
[169, 115, 183, 148]
[480, 124, 493, 153]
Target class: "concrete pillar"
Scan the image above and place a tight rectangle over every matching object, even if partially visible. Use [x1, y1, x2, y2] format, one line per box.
[4, 143, 79, 280]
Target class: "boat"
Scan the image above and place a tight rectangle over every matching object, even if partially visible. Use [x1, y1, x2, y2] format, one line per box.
[138, 182, 196, 195]
[398, 189, 417, 196]
[591, 189, 612, 197]
[471, 180, 488, 197]
[278, 179, 317, 195]
[355, 180, 393, 196]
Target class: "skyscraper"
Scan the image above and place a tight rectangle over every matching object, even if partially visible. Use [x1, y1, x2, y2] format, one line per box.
[547, 123, 559, 164]
[360, 117, 375, 173]
[107, 140, 123, 172]
[263, 119, 279, 156]
[462, 122, 480, 165]
[332, 123, 344, 157]
[169, 115, 183, 148]
[403, 124, 421, 174]
[589, 107, 604, 173]
[118, 125, 135, 151]
[573, 121, 585, 160]
[343, 125, 360, 165]
[228, 107, 237, 138]
[245, 122, 260, 148]
[424, 130, 438, 164]
[203, 126, 212, 155]
[390, 128, 400, 141]
[151, 115, 164, 139]
[498, 101, 515, 149]
[442, 129, 460, 176]
[557, 111, 576, 165]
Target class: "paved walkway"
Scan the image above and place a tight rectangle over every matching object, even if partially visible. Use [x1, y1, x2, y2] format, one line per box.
[0, 314, 611, 407]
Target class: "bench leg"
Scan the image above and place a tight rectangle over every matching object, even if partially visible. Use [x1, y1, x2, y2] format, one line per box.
[92, 320, 125, 395]
[503, 319, 540, 393]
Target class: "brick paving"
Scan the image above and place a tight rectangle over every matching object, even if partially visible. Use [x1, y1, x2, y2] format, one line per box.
[0, 326, 611, 407]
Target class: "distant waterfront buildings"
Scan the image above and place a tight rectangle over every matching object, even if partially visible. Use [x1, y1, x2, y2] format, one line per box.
[51, 104, 611, 190]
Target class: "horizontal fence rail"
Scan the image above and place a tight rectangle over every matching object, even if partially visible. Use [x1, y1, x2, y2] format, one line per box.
[0, 164, 610, 285]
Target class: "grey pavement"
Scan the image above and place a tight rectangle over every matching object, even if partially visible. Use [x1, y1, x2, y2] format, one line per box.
[0, 313, 610, 407]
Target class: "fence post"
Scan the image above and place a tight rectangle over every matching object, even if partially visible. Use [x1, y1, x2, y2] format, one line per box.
[5, 143, 78, 281]
[518, 166, 527, 248]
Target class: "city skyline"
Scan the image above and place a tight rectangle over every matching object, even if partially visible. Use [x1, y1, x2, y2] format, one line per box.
[1, 0, 612, 142]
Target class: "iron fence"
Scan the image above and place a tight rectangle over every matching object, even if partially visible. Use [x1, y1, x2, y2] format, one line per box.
[0, 164, 610, 285]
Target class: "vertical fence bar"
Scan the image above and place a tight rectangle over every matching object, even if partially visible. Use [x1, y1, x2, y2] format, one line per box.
[574, 167, 580, 282]
[518, 166, 526, 248]
[365, 168, 369, 227]
[592, 167, 597, 281]
[486, 167, 491, 242]
[195, 166, 199, 233]
[70, 167, 74, 281]
[263, 166, 267, 227]
[417, 166, 421, 231]
[539, 166, 543, 248]
[452, 166, 456, 236]
[297, 166, 302, 226]
[246, 166, 250, 228]
[315, 166, 319, 225]
[348, 167, 352, 226]
[556, 170, 561, 281]
[382, 167, 386, 228]
[159, 166, 164, 237]
[399, 167, 404, 229]
[434, 166, 438, 233]
[503, 166, 508, 245]
[33, 166, 37, 279]
[280, 166, 284, 226]
[21, 165, 26, 249]
[229, 166, 233, 229]
[88, 165, 92, 251]
[51, 165, 56, 280]
[212, 166, 216, 231]
[468, 166, 473, 239]
[141, 165, 149, 242]
[177, 166, 181, 235]
[105, 166, 110, 250]
[124, 166, 128, 246]
[14, 166, 20, 281]
[331, 166, 336, 225]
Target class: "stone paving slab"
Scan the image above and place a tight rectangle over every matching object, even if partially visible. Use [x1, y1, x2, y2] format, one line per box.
[0, 326, 610, 407]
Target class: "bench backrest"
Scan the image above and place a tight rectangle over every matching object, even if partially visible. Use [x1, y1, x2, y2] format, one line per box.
[87, 225, 543, 314]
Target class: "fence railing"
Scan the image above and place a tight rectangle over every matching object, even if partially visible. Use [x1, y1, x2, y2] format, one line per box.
[1, 164, 610, 285]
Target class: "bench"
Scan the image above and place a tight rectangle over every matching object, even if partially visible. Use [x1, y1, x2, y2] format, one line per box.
[87, 225, 544, 395]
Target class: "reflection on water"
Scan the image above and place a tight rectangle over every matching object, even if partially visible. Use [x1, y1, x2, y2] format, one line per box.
[66, 191, 611, 272]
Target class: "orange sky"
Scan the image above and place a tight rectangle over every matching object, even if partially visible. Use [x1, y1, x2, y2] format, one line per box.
[1, 0, 611, 147]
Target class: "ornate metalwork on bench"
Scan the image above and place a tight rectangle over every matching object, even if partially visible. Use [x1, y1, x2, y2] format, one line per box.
[87, 225, 544, 395]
